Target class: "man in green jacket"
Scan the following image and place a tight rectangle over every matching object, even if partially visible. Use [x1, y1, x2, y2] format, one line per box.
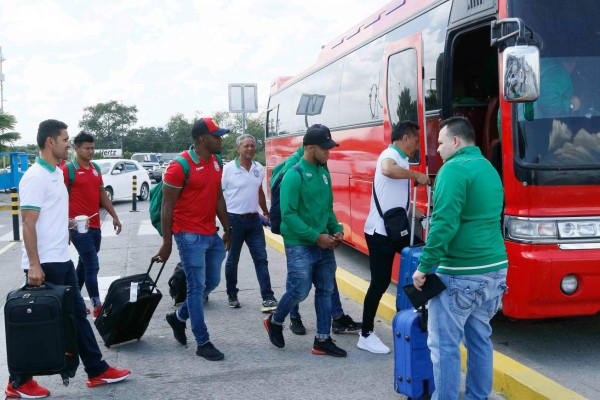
[412, 116, 508, 400]
[264, 124, 347, 357]
[271, 145, 361, 336]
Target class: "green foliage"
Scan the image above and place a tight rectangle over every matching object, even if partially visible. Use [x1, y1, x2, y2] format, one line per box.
[216, 112, 266, 165]
[0, 111, 21, 151]
[79, 100, 138, 148]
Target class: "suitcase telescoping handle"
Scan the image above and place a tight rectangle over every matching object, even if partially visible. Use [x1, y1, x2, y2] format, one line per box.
[141, 259, 167, 292]
[409, 182, 432, 246]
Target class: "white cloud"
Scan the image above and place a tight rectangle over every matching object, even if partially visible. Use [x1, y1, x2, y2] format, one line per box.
[0, 0, 391, 144]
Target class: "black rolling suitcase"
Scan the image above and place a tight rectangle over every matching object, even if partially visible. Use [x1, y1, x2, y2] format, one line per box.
[95, 260, 166, 347]
[4, 282, 79, 388]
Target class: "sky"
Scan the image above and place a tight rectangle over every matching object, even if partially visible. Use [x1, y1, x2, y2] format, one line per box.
[0, 0, 392, 145]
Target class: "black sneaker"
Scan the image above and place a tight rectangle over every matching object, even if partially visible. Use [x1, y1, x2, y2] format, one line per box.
[228, 294, 241, 308]
[263, 315, 285, 348]
[166, 312, 187, 346]
[203, 295, 209, 304]
[312, 337, 347, 357]
[196, 341, 224, 361]
[289, 317, 306, 335]
[332, 314, 362, 334]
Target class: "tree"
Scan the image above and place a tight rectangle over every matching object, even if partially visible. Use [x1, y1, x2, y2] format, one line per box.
[165, 114, 193, 152]
[213, 112, 266, 164]
[79, 101, 138, 149]
[0, 111, 21, 151]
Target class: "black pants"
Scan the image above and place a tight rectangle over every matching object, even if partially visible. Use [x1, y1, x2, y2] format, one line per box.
[362, 232, 398, 336]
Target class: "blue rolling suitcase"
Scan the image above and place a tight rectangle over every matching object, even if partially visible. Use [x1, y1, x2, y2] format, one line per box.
[393, 306, 435, 399]
[397, 184, 430, 311]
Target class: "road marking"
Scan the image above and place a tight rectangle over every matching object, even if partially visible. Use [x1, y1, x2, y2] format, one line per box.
[138, 219, 158, 235]
[0, 241, 16, 255]
[0, 228, 22, 242]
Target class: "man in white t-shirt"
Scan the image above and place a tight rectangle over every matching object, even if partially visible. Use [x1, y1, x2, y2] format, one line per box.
[221, 134, 278, 312]
[358, 121, 430, 354]
[7, 119, 130, 399]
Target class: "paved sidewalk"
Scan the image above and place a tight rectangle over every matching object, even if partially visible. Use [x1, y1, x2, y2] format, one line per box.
[0, 203, 398, 399]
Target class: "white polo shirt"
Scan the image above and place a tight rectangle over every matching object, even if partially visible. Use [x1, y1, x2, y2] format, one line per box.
[221, 159, 264, 214]
[20, 158, 70, 269]
[364, 145, 411, 236]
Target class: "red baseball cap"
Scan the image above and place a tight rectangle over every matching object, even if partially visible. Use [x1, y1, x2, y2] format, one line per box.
[192, 117, 230, 138]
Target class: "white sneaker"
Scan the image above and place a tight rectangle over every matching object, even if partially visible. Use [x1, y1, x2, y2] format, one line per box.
[357, 332, 391, 354]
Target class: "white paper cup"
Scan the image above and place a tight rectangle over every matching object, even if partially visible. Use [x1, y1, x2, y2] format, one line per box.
[75, 215, 88, 233]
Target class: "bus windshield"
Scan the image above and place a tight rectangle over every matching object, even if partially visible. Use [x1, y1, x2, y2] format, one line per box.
[512, 0, 600, 168]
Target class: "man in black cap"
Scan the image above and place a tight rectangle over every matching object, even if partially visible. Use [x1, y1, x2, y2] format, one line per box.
[155, 117, 232, 361]
[264, 124, 347, 357]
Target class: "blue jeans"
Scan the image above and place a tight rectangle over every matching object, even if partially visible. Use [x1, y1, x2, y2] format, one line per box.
[289, 279, 343, 320]
[24, 261, 109, 378]
[428, 270, 508, 400]
[273, 245, 336, 339]
[225, 214, 275, 301]
[174, 232, 225, 346]
[72, 228, 102, 306]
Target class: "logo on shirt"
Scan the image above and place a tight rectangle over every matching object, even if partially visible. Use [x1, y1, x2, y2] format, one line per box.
[214, 161, 220, 172]
[92, 169, 98, 177]
[323, 174, 328, 185]
[306, 173, 312, 178]
[253, 170, 259, 178]
[196, 166, 204, 171]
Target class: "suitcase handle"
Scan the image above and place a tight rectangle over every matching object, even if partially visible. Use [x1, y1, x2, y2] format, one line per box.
[140, 260, 166, 292]
[409, 182, 431, 246]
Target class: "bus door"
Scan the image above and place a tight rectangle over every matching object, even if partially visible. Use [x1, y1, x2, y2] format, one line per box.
[382, 33, 428, 282]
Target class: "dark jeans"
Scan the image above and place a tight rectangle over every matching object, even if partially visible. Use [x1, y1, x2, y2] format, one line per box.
[21, 261, 109, 379]
[72, 228, 102, 305]
[225, 213, 275, 301]
[289, 279, 344, 320]
[274, 245, 336, 338]
[362, 232, 400, 335]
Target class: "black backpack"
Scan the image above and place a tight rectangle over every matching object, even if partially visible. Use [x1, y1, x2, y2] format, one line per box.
[168, 263, 187, 305]
[269, 164, 302, 235]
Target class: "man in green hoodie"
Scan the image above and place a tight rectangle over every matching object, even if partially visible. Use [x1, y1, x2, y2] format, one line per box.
[264, 124, 347, 357]
[412, 116, 508, 400]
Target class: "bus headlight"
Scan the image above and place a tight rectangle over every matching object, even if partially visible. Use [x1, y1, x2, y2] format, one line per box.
[505, 216, 600, 243]
[504, 217, 557, 242]
[560, 274, 578, 295]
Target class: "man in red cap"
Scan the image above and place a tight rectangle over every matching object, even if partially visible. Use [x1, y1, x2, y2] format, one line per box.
[155, 117, 232, 361]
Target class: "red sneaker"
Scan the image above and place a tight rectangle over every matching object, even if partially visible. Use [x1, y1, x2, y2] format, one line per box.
[93, 305, 103, 319]
[86, 367, 131, 388]
[5, 379, 50, 398]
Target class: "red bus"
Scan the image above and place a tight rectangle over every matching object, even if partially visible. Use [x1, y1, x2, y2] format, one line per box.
[265, 0, 600, 319]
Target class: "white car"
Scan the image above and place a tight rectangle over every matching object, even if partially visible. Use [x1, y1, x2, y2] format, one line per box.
[95, 159, 152, 203]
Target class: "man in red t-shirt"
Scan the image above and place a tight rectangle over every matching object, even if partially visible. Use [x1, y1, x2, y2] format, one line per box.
[154, 117, 232, 361]
[61, 131, 122, 318]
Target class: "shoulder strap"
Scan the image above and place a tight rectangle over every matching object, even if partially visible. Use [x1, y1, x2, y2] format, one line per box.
[372, 173, 410, 218]
[173, 155, 190, 184]
[66, 162, 75, 192]
[291, 164, 303, 182]
[91, 161, 101, 175]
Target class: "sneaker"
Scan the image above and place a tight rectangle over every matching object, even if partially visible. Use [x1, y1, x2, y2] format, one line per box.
[261, 299, 278, 313]
[332, 314, 362, 334]
[196, 341, 224, 361]
[289, 317, 306, 335]
[311, 337, 347, 357]
[5, 379, 50, 398]
[203, 295, 209, 303]
[166, 312, 187, 346]
[86, 307, 91, 315]
[357, 332, 391, 354]
[93, 305, 103, 319]
[263, 314, 285, 348]
[86, 366, 131, 388]
[228, 294, 241, 308]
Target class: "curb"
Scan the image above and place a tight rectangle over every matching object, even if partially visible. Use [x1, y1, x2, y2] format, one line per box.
[264, 229, 585, 400]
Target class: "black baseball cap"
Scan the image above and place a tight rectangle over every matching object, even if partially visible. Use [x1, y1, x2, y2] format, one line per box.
[303, 124, 339, 149]
[191, 117, 230, 138]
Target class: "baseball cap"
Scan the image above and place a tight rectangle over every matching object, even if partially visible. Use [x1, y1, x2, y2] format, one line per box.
[303, 124, 339, 149]
[191, 117, 230, 138]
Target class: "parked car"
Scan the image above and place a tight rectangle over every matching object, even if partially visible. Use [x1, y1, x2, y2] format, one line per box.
[95, 159, 152, 203]
[131, 153, 162, 182]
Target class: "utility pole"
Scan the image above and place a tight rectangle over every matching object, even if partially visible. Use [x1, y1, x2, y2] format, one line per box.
[0, 46, 5, 112]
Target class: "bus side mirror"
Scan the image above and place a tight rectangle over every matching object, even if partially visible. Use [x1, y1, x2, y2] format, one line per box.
[502, 45, 540, 103]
